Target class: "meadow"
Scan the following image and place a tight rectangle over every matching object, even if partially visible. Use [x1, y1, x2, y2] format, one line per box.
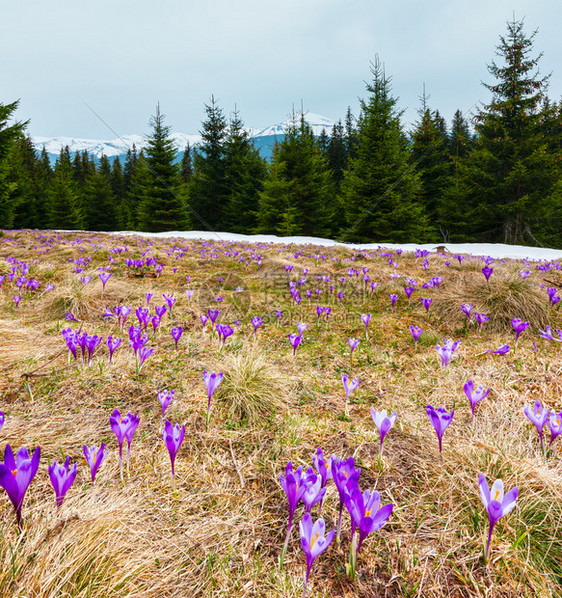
[0, 229, 561, 598]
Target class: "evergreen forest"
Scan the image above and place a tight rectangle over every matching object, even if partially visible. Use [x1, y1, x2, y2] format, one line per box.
[1, 19, 562, 247]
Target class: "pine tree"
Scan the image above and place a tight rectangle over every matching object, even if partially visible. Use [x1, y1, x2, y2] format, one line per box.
[461, 17, 560, 245]
[222, 108, 267, 233]
[256, 112, 335, 236]
[341, 59, 428, 243]
[137, 105, 187, 232]
[188, 96, 228, 230]
[110, 157, 126, 227]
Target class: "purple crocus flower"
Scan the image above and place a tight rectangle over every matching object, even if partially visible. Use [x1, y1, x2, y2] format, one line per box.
[426, 405, 454, 457]
[99, 272, 111, 290]
[107, 336, 122, 364]
[464, 380, 490, 421]
[370, 408, 397, 454]
[275, 309, 283, 324]
[349, 337, 360, 361]
[479, 474, 518, 562]
[389, 293, 398, 312]
[312, 447, 335, 490]
[548, 411, 562, 447]
[361, 313, 371, 339]
[404, 286, 415, 299]
[289, 333, 303, 361]
[110, 409, 134, 480]
[333, 457, 361, 540]
[511, 318, 530, 347]
[162, 420, 185, 477]
[409, 325, 423, 346]
[154, 304, 168, 319]
[83, 443, 107, 483]
[302, 469, 326, 513]
[0, 444, 41, 525]
[474, 312, 490, 332]
[171, 326, 183, 350]
[341, 374, 361, 417]
[203, 370, 224, 426]
[207, 309, 220, 326]
[297, 322, 308, 334]
[435, 338, 460, 371]
[65, 311, 78, 322]
[299, 513, 335, 598]
[158, 389, 174, 421]
[279, 462, 307, 569]
[483, 343, 511, 355]
[421, 297, 432, 316]
[344, 486, 393, 581]
[0, 410, 4, 431]
[251, 316, 263, 337]
[124, 412, 139, 476]
[482, 265, 493, 283]
[145, 292, 153, 306]
[49, 456, 78, 507]
[163, 293, 176, 317]
[523, 400, 549, 450]
[217, 323, 234, 346]
[460, 303, 473, 320]
[538, 325, 562, 342]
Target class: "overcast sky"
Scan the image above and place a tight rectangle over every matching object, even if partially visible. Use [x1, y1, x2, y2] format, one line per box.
[3, 0, 561, 139]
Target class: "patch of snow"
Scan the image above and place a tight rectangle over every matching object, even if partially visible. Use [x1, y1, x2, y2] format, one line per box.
[109, 230, 562, 262]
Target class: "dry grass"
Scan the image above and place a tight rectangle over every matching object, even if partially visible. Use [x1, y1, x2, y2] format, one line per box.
[217, 346, 294, 426]
[432, 268, 550, 333]
[0, 230, 561, 598]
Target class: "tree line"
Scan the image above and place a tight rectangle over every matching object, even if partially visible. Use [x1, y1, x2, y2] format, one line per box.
[1, 18, 562, 246]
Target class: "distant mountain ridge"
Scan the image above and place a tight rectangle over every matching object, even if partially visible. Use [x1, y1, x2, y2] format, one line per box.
[32, 112, 335, 163]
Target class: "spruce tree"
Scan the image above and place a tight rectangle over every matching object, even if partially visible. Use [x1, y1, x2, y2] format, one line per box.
[180, 143, 193, 184]
[256, 112, 335, 237]
[461, 17, 560, 245]
[137, 105, 187, 232]
[340, 59, 428, 243]
[84, 155, 118, 231]
[48, 147, 83, 229]
[409, 92, 450, 238]
[0, 100, 28, 228]
[223, 108, 267, 233]
[188, 96, 228, 230]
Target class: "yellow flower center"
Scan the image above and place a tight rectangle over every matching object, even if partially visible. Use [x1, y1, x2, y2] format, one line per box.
[365, 508, 372, 517]
[11, 469, 17, 477]
[310, 532, 319, 550]
[494, 490, 500, 500]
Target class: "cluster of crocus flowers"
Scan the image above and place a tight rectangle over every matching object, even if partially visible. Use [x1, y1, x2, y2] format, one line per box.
[110, 409, 139, 480]
[523, 400, 562, 450]
[61, 328, 103, 365]
[435, 338, 460, 371]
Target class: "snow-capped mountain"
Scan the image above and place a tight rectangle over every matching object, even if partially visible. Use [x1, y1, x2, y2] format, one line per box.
[31, 112, 335, 162]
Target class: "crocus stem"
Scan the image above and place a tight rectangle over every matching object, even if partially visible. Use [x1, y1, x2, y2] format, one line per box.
[119, 444, 123, 481]
[336, 503, 343, 541]
[127, 444, 130, 477]
[280, 522, 292, 571]
[301, 572, 309, 598]
[485, 524, 494, 563]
